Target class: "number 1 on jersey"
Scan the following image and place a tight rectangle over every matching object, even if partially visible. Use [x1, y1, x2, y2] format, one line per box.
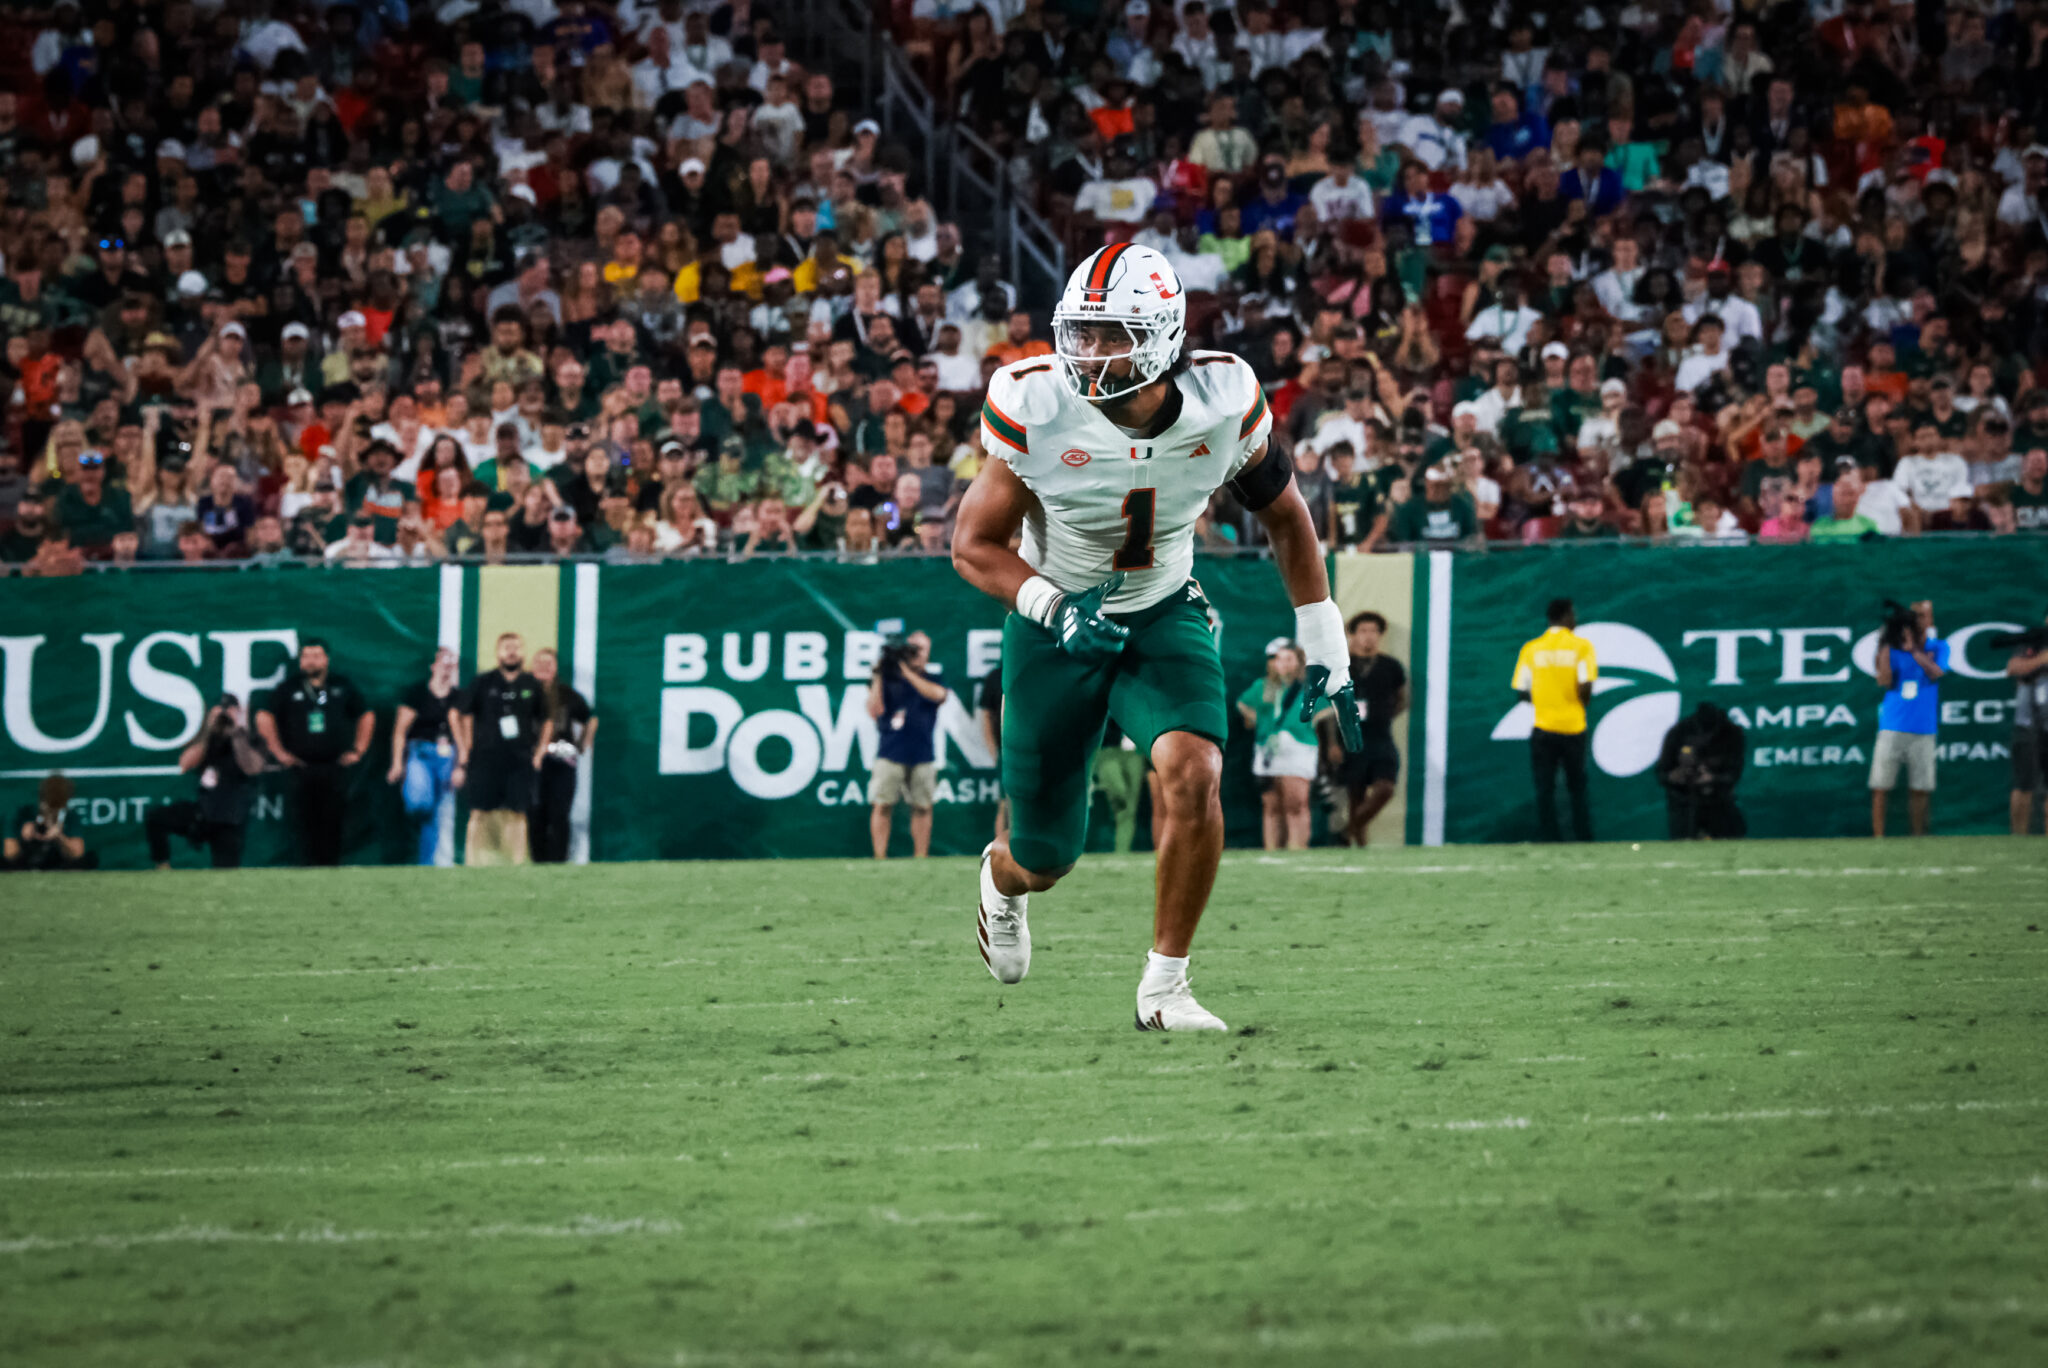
[1115, 487, 1156, 570]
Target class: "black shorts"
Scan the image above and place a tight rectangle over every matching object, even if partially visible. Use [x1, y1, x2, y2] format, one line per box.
[467, 748, 537, 812]
[1340, 735, 1401, 789]
[2015, 727, 2047, 793]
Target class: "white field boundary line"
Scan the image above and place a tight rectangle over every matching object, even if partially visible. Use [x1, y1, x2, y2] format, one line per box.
[8, 1175, 2048, 1257]
[227, 963, 484, 979]
[6, 1100, 2043, 1184]
[1237, 858, 1994, 877]
[6, 1049, 2036, 1108]
[316, 1295, 2048, 1368]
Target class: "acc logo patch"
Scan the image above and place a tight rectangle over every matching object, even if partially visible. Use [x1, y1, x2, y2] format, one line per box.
[1061, 449, 1091, 467]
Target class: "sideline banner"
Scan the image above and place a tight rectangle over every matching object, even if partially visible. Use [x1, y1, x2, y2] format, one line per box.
[0, 558, 1303, 867]
[11, 542, 2037, 866]
[586, 557, 1299, 861]
[1400, 539, 2048, 843]
[0, 569, 442, 868]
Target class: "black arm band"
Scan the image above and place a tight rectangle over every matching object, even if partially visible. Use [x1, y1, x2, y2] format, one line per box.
[1227, 438, 1294, 512]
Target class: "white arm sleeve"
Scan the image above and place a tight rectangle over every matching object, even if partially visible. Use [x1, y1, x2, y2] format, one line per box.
[1294, 599, 1349, 694]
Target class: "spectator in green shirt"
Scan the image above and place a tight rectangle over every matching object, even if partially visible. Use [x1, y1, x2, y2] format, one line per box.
[694, 437, 760, 518]
[429, 160, 495, 241]
[1388, 465, 1481, 544]
[52, 451, 134, 552]
[1809, 472, 1880, 542]
[1196, 205, 1251, 274]
[1602, 113, 1662, 192]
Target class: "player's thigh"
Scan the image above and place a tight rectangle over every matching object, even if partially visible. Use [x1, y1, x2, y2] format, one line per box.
[1107, 592, 1228, 756]
[1001, 614, 1113, 872]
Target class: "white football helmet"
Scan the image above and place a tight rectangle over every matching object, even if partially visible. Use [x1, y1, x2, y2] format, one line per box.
[1053, 243, 1188, 404]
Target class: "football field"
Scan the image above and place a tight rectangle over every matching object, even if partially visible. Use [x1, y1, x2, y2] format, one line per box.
[3, 839, 2044, 1367]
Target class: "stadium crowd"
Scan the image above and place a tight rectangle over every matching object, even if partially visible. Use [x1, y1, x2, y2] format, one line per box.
[3, 0, 2048, 576]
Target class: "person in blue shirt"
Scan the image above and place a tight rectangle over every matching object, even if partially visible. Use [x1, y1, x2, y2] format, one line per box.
[867, 630, 951, 859]
[1239, 161, 1307, 241]
[1560, 140, 1627, 218]
[1483, 86, 1551, 164]
[1871, 600, 1948, 837]
[1381, 161, 1463, 246]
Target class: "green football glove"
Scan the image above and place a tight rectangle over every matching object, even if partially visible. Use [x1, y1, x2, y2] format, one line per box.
[1304, 665, 1365, 753]
[1050, 572, 1130, 662]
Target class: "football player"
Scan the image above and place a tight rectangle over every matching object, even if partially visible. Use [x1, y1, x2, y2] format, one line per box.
[952, 243, 1363, 1031]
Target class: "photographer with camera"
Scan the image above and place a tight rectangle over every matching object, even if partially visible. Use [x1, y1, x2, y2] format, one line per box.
[3, 775, 95, 872]
[1657, 702, 1747, 840]
[1871, 599, 1949, 838]
[146, 696, 265, 869]
[2001, 608, 2048, 836]
[866, 630, 949, 859]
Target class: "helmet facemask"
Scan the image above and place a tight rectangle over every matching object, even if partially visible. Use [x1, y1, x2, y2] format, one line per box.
[1054, 314, 1177, 404]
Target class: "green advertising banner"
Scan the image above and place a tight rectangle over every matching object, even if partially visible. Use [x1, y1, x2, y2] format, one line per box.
[1414, 540, 2048, 843]
[1, 568, 444, 869]
[14, 542, 2033, 867]
[586, 556, 1303, 861]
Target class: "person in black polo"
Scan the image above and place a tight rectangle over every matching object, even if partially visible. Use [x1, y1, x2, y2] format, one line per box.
[457, 632, 551, 865]
[1319, 611, 1409, 846]
[528, 647, 597, 864]
[147, 694, 265, 868]
[256, 639, 373, 866]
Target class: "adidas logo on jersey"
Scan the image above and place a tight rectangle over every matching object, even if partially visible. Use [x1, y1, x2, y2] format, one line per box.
[1189, 442, 1211, 458]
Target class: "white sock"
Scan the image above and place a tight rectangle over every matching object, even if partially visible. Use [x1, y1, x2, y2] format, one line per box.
[1142, 951, 1188, 991]
[981, 851, 1025, 912]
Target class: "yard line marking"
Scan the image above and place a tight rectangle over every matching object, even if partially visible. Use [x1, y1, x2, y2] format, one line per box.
[8, 1177, 2046, 1258]
[0, 1215, 684, 1255]
[1248, 860, 1989, 878]
[230, 963, 483, 979]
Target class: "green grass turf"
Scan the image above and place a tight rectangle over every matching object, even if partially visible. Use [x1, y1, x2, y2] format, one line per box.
[2, 838, 2044, 1367]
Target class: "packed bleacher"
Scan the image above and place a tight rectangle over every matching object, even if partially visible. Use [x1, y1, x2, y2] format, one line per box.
[3, 0, 2047, 576]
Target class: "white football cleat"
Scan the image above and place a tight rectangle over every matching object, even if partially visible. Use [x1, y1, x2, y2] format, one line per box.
[977, 844, 1031, 984]
[1134, 970, 1227, 1032]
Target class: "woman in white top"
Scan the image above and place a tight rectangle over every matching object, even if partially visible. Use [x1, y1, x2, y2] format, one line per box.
[1673, 316, 1732, 394]
[652, 485, 717, 556]
[1450, 147, 1517, 224]
[1953, 362, 2010, 423]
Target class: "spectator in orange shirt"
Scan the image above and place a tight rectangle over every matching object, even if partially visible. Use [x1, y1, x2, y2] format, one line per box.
[890, 352, 931, 418]
[1864, 338, 1911, 403]
[1087, 75, 1137, 144]
[1832, 83, 1893, 177]
[744, 343, 790, 410]
[984, 310, 1052, 366]
[782, 346, 831, 427]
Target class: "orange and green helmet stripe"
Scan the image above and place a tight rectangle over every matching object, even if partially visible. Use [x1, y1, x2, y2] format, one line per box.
[1083, 243, 1131, 301]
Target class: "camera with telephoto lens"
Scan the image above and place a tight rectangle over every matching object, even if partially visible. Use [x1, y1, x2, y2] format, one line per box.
[873, 617, 913, 677]
[1879, 599, 1919, 650]
[1985, 625, 2048, 653]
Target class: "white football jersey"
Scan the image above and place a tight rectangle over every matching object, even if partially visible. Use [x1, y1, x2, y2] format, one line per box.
[980, 351, 1273, 613]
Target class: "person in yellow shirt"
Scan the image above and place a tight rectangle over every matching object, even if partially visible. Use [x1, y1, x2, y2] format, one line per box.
[1510, 597, 1598, 841]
